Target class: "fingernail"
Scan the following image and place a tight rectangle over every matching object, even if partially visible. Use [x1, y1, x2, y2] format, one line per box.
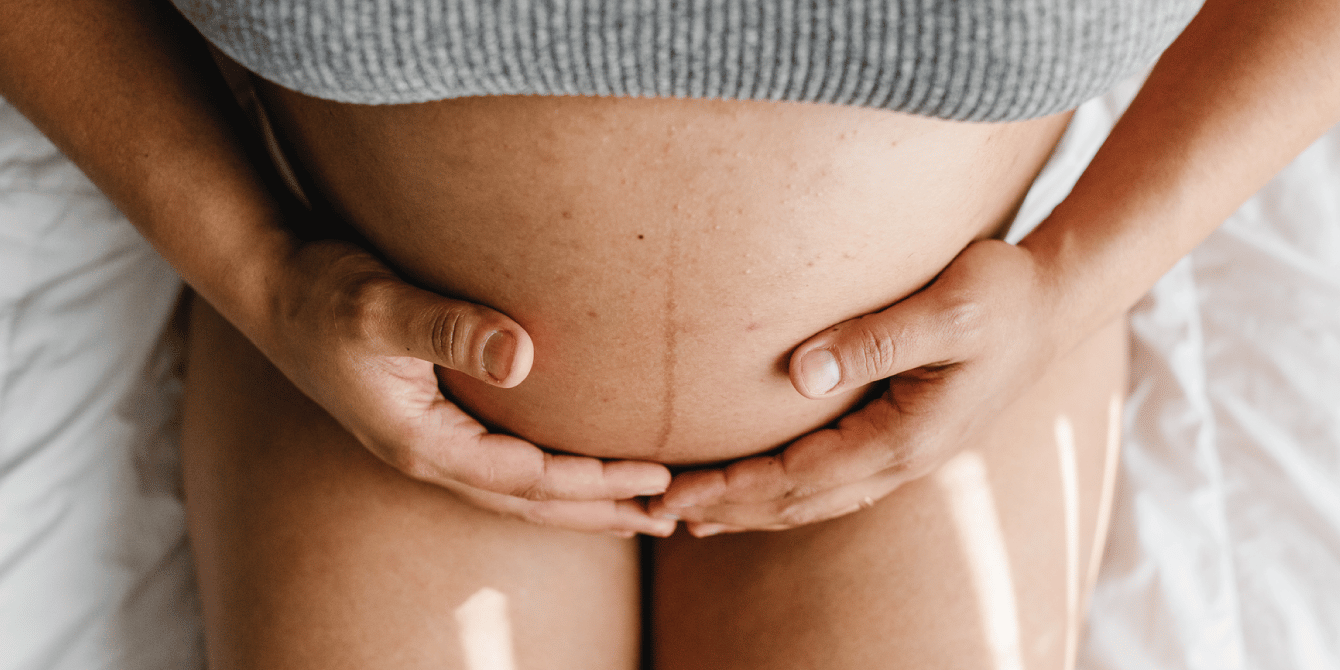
[692, 523, 729, 538]
[649, 519, 678, 537]
[800, 349, 841, 395]
[638, 488, 666, 497]
[482, 331, 515, 382]
[657, 512, 680, 521]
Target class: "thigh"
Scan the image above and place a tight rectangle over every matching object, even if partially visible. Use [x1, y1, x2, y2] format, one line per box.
[653, 319, 1127, 670]
[181, 297, 641, 670]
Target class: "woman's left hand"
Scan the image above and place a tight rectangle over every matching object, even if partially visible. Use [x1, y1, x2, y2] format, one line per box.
[652, 238, 1068, 535]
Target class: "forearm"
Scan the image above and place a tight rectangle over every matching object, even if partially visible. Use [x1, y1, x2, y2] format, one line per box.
[0, 0, 294, 342]
[1022, 0, 1340, 348]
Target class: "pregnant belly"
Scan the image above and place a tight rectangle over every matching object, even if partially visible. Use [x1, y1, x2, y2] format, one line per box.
[259, 90, 1070, 464]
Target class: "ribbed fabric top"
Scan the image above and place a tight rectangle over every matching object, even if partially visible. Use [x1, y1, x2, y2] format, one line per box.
[175, 0, 1202, 122]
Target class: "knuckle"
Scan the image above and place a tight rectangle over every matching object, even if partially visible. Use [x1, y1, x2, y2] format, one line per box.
[514, 482, 548, 501]
[391, 449, 435, 482]
[885, 444, 937, 480]
[885, 444, 918, 471]
[469, 459, 506, 493]
[778, 502, 818, 527]
[513, 505, 547, 526]
[940, 292, 988, 345]
[774, 455, 816, 499]
[504, 454, 550, 501]
[517, 501, 577, 528]
[341, 275, 397, 342]
[429, 306, 475, 370]
[852, 319, 900, 378]
[786, 480, 820, 499]
[472, 495, 540, 525]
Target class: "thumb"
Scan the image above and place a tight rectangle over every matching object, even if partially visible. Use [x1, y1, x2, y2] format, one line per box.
[789, 288, 975, 398]
[377, 282, 534, 387]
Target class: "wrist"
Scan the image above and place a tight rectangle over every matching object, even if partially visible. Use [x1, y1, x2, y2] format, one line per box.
[1017, 227, 1106, 362]
[157, 192, 300, 352]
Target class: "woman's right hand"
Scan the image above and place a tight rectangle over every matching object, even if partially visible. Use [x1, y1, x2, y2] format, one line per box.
[2, 0, 674, 538]
[253, 237, 677, 537]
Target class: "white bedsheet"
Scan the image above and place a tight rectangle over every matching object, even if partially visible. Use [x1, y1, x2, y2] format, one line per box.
[0, 84, 1337, 668]
[1082, 117, 1340, 670]
[0, 99, 199, 670]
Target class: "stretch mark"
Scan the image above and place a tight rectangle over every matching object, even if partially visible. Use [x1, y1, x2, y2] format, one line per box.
[656, 220, 681, 452]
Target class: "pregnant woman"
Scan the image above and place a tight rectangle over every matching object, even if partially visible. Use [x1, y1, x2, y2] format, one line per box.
[3, 0, 1338, 668]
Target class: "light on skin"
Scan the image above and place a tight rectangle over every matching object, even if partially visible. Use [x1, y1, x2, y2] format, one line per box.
[1086, 394, 1123, 595]
[934, 451, 1025, 670]
[454, 587, 517, 670]
[1054, 415, 1082, 670]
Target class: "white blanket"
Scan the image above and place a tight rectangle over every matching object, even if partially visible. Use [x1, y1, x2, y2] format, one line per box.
[1084, 117, 1340, 670]
[0, 99, 198, 669]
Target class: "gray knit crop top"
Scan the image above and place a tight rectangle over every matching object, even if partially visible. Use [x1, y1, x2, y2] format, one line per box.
[174, 0, 1203, 122]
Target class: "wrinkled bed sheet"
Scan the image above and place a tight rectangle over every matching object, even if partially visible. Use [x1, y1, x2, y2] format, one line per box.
[1, 83, 1337, 668]
[0, 99, 199, 668]
[1082, 117, 1340, 669]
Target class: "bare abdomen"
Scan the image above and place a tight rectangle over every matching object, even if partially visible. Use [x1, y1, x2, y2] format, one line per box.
[259, 90, 1070, 464]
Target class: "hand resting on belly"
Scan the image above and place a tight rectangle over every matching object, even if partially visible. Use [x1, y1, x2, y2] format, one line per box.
[258, 89, 1072, 465]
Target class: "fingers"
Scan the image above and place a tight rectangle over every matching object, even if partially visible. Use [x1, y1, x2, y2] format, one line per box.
[428, 434, 673, 502]
[394, 403, 674, 536]
[337, 276, 670, 506]
[525, 499, 677, 537]
[401, 398, 672, 502]
[680, 474, 901, 536]
[789, 277, 983, 399]
[370, 279, 535, 388]
[448, 486, 677, 537]
[528, 453, 674, 500]
[651, 397, 943, 533]
[657, 397, 917, 510]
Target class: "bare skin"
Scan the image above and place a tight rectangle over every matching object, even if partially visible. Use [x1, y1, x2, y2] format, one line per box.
[5, 0, 1338, 666]
[183, 299, 644, 670]
[653, 320, 1126, 670]
[254, 89, 1072, 464]
[181, 88, 1119, 669]
[182, 0, 1340, 653]
[184, 293, 1125, 670]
